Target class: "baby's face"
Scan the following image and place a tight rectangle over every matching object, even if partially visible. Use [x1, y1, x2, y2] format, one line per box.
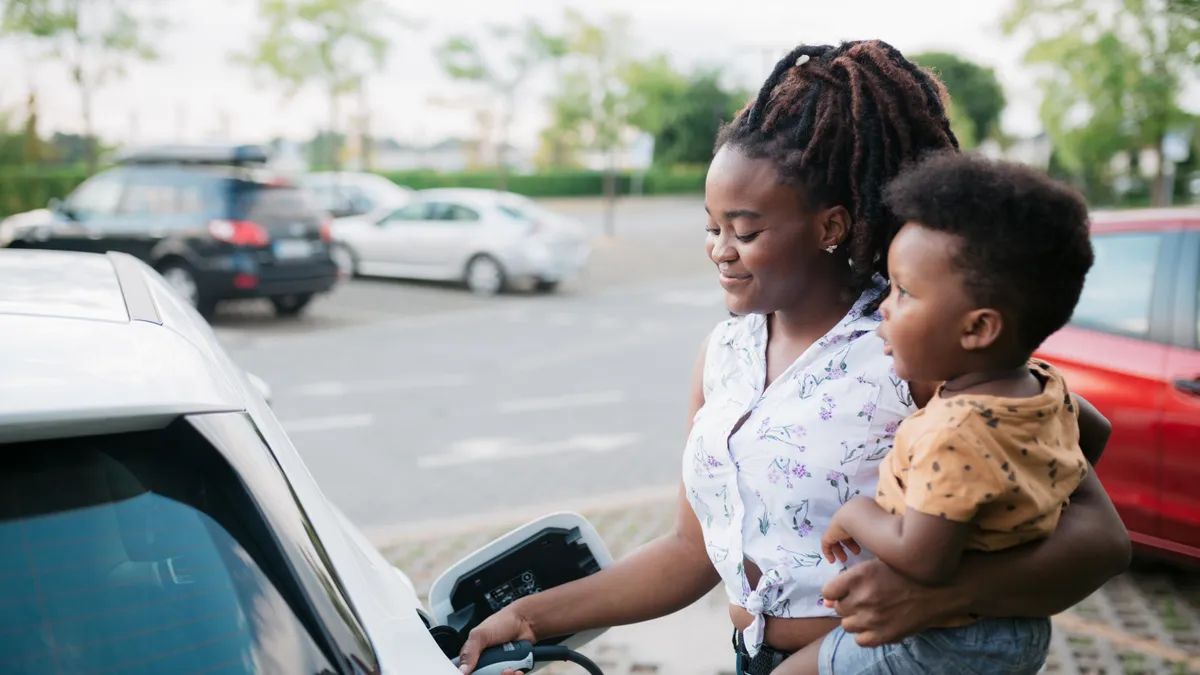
[877, 222, 978, 383]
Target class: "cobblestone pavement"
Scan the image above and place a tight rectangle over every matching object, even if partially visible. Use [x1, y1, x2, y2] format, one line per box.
[380, 497, 1200, 675]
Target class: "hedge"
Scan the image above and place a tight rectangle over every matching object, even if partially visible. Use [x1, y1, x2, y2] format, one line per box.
[0, 166, 707, 217]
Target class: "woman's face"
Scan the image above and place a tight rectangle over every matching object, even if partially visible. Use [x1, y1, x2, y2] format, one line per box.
[704, 145, 845, 317]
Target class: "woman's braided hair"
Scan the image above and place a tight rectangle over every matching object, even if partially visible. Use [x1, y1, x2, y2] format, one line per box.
[717, 40, 960, 292]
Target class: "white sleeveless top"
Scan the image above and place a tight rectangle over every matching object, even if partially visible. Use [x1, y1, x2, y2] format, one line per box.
[682, 279, 915, 656]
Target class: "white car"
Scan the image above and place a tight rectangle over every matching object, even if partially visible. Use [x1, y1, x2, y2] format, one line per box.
[299, 171, 414, 224]
[0, 248, 611, 675]
[330, 188, 591, 295]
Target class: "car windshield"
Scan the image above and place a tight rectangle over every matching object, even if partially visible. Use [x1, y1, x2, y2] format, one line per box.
[0, 430, 338, 675]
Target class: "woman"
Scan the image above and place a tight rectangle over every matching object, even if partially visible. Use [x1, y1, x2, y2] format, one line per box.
[457, 40, 1131, 675]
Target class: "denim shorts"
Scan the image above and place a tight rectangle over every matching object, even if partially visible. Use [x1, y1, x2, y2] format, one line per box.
[818, 617, 1051, 675]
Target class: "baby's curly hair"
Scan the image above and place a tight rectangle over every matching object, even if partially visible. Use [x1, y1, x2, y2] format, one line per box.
[884, 152, 1094, 353]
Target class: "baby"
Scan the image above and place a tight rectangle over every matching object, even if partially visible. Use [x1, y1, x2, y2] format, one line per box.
[802, 153, 1102, 674]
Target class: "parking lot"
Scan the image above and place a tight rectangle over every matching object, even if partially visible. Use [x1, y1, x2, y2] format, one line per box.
[212, 195, 1200, 674]
[213, 195, 716, 529]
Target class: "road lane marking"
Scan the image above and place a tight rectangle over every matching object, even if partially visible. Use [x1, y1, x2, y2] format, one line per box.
[498, 390, 626, 414]
[418, 432, 643, 469]
[281, 414, 374, 433]
[364, 484, 678, 547]
[285, 374, 473, 397]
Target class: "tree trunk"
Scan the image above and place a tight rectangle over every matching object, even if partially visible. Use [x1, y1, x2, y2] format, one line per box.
[75, 64, 97, 174]
[1150, 145, 1168, 208]
[358, 80, 371, 172]
[330, 90, 341, 171]
[496, 93, 514, 193]
[602, 149, 617, 237]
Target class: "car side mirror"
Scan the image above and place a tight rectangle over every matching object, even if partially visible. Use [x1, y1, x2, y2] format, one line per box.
[47, 197, 62, 212]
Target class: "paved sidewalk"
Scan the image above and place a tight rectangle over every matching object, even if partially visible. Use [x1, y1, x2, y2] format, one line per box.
[379, 495, 1200, 675]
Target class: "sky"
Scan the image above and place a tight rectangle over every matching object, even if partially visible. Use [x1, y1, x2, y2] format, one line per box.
[0, 0, 1069, 151]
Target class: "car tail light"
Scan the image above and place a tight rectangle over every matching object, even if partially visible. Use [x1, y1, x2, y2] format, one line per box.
[208, 219, 270, 247]
[319, 218, 333, 243]
[233, 273, 259, 289]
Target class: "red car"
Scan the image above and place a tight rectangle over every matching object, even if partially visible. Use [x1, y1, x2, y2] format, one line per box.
[1036, 207, 1200, 562]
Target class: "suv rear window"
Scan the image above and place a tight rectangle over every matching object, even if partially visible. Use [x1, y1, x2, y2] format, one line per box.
[0, 430, 337, 675]
[235, 185, 321, 222]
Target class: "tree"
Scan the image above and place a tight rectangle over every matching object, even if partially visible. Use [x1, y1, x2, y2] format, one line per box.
[545, 10, 636, 235]
[2, 0, 162, 172]
[623, 59, 744, 166]
[911, 52, 1006, 147]
[240, 0, 401, 170]
[437, 20, 567, 190]
[1004, 0, 1199, 204]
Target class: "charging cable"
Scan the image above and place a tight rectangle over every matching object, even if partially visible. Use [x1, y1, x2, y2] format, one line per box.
[451, 640, 604, 675]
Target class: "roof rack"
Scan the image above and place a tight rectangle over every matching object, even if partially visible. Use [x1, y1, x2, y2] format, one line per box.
[116, 144, 271, 167]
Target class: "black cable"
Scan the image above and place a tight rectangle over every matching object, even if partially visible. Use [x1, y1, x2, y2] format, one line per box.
[531, 645, 604, 675]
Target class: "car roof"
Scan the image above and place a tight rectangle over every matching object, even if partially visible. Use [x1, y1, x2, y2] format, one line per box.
[413, 187, 527, 207]
[116, 143, 271, 166]
[0, 250, 246, 443]
[1090, 207, 1200, 233]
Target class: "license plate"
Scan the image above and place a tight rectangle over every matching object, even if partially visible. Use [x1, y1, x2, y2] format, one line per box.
[274, 239, 313, 259]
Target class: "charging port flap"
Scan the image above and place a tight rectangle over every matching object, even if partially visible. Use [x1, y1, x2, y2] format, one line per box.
[428, 512, 614, 660]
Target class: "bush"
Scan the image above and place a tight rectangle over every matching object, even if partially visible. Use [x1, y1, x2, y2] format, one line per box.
[0, 168, 90, 217]
[0, 166, 708, 218]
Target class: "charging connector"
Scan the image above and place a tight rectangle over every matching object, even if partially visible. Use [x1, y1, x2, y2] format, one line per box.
[451, 640, 604, 675]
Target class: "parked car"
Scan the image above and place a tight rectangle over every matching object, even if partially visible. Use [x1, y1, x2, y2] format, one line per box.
[330, 188, 590, 295]
[1035, 207, 1200, 562]
[298, 171, 414, 223]
[4, 144, 339, 318]
[0, 247, 611, 674]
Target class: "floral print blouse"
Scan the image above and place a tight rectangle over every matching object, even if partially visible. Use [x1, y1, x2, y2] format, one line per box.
[682, 278, 915, 657]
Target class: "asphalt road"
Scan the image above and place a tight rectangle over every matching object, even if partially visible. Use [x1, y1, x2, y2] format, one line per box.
[215, 195, 725, 531]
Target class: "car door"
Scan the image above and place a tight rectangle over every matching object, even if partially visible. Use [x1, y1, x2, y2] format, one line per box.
[21, 171, 127, 253]
[1159, 230, 1200, 553]
[403, 201, 483, 275]
[356, 201, 429, 273]
[1036, 228, 1179, 541]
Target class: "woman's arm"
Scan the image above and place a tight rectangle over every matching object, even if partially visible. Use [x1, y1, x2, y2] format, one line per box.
[955, 471, 1131, 617]
[457, 339, 720, 672]
[822, 471, 1131, 646]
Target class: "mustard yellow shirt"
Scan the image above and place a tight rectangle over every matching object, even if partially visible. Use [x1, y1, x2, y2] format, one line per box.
[875, 360, 1088, 552]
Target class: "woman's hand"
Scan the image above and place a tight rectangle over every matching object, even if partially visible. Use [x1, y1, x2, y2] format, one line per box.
[820, 559, 960, 647]
[457, 603, 538, 674]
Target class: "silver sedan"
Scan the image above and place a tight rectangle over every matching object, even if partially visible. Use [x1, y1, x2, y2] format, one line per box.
[329, 188, 591, 294]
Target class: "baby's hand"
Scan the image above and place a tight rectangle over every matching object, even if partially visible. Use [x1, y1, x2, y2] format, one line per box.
[821, 520, 861, 564]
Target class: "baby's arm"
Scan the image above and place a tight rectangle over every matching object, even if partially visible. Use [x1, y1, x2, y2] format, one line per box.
[823, 496, 971, 586]
[822, 427, 1000, 586]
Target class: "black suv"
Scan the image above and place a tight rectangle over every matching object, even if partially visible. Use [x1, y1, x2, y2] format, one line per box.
[7, 144, 339, 317]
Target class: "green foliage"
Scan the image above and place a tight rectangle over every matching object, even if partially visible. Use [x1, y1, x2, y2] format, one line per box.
[1004, 0, 1199, 203]
[911, 51, 1006, 146]
[537, 10, 635, 168]
[240, 0, 393, 98]
[436, 19, 568, 186]
[2, 0, 162, 170]
[0, 167, 90, 218]
[623, 58, 744, 165]
[239, 0, 403, 167]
